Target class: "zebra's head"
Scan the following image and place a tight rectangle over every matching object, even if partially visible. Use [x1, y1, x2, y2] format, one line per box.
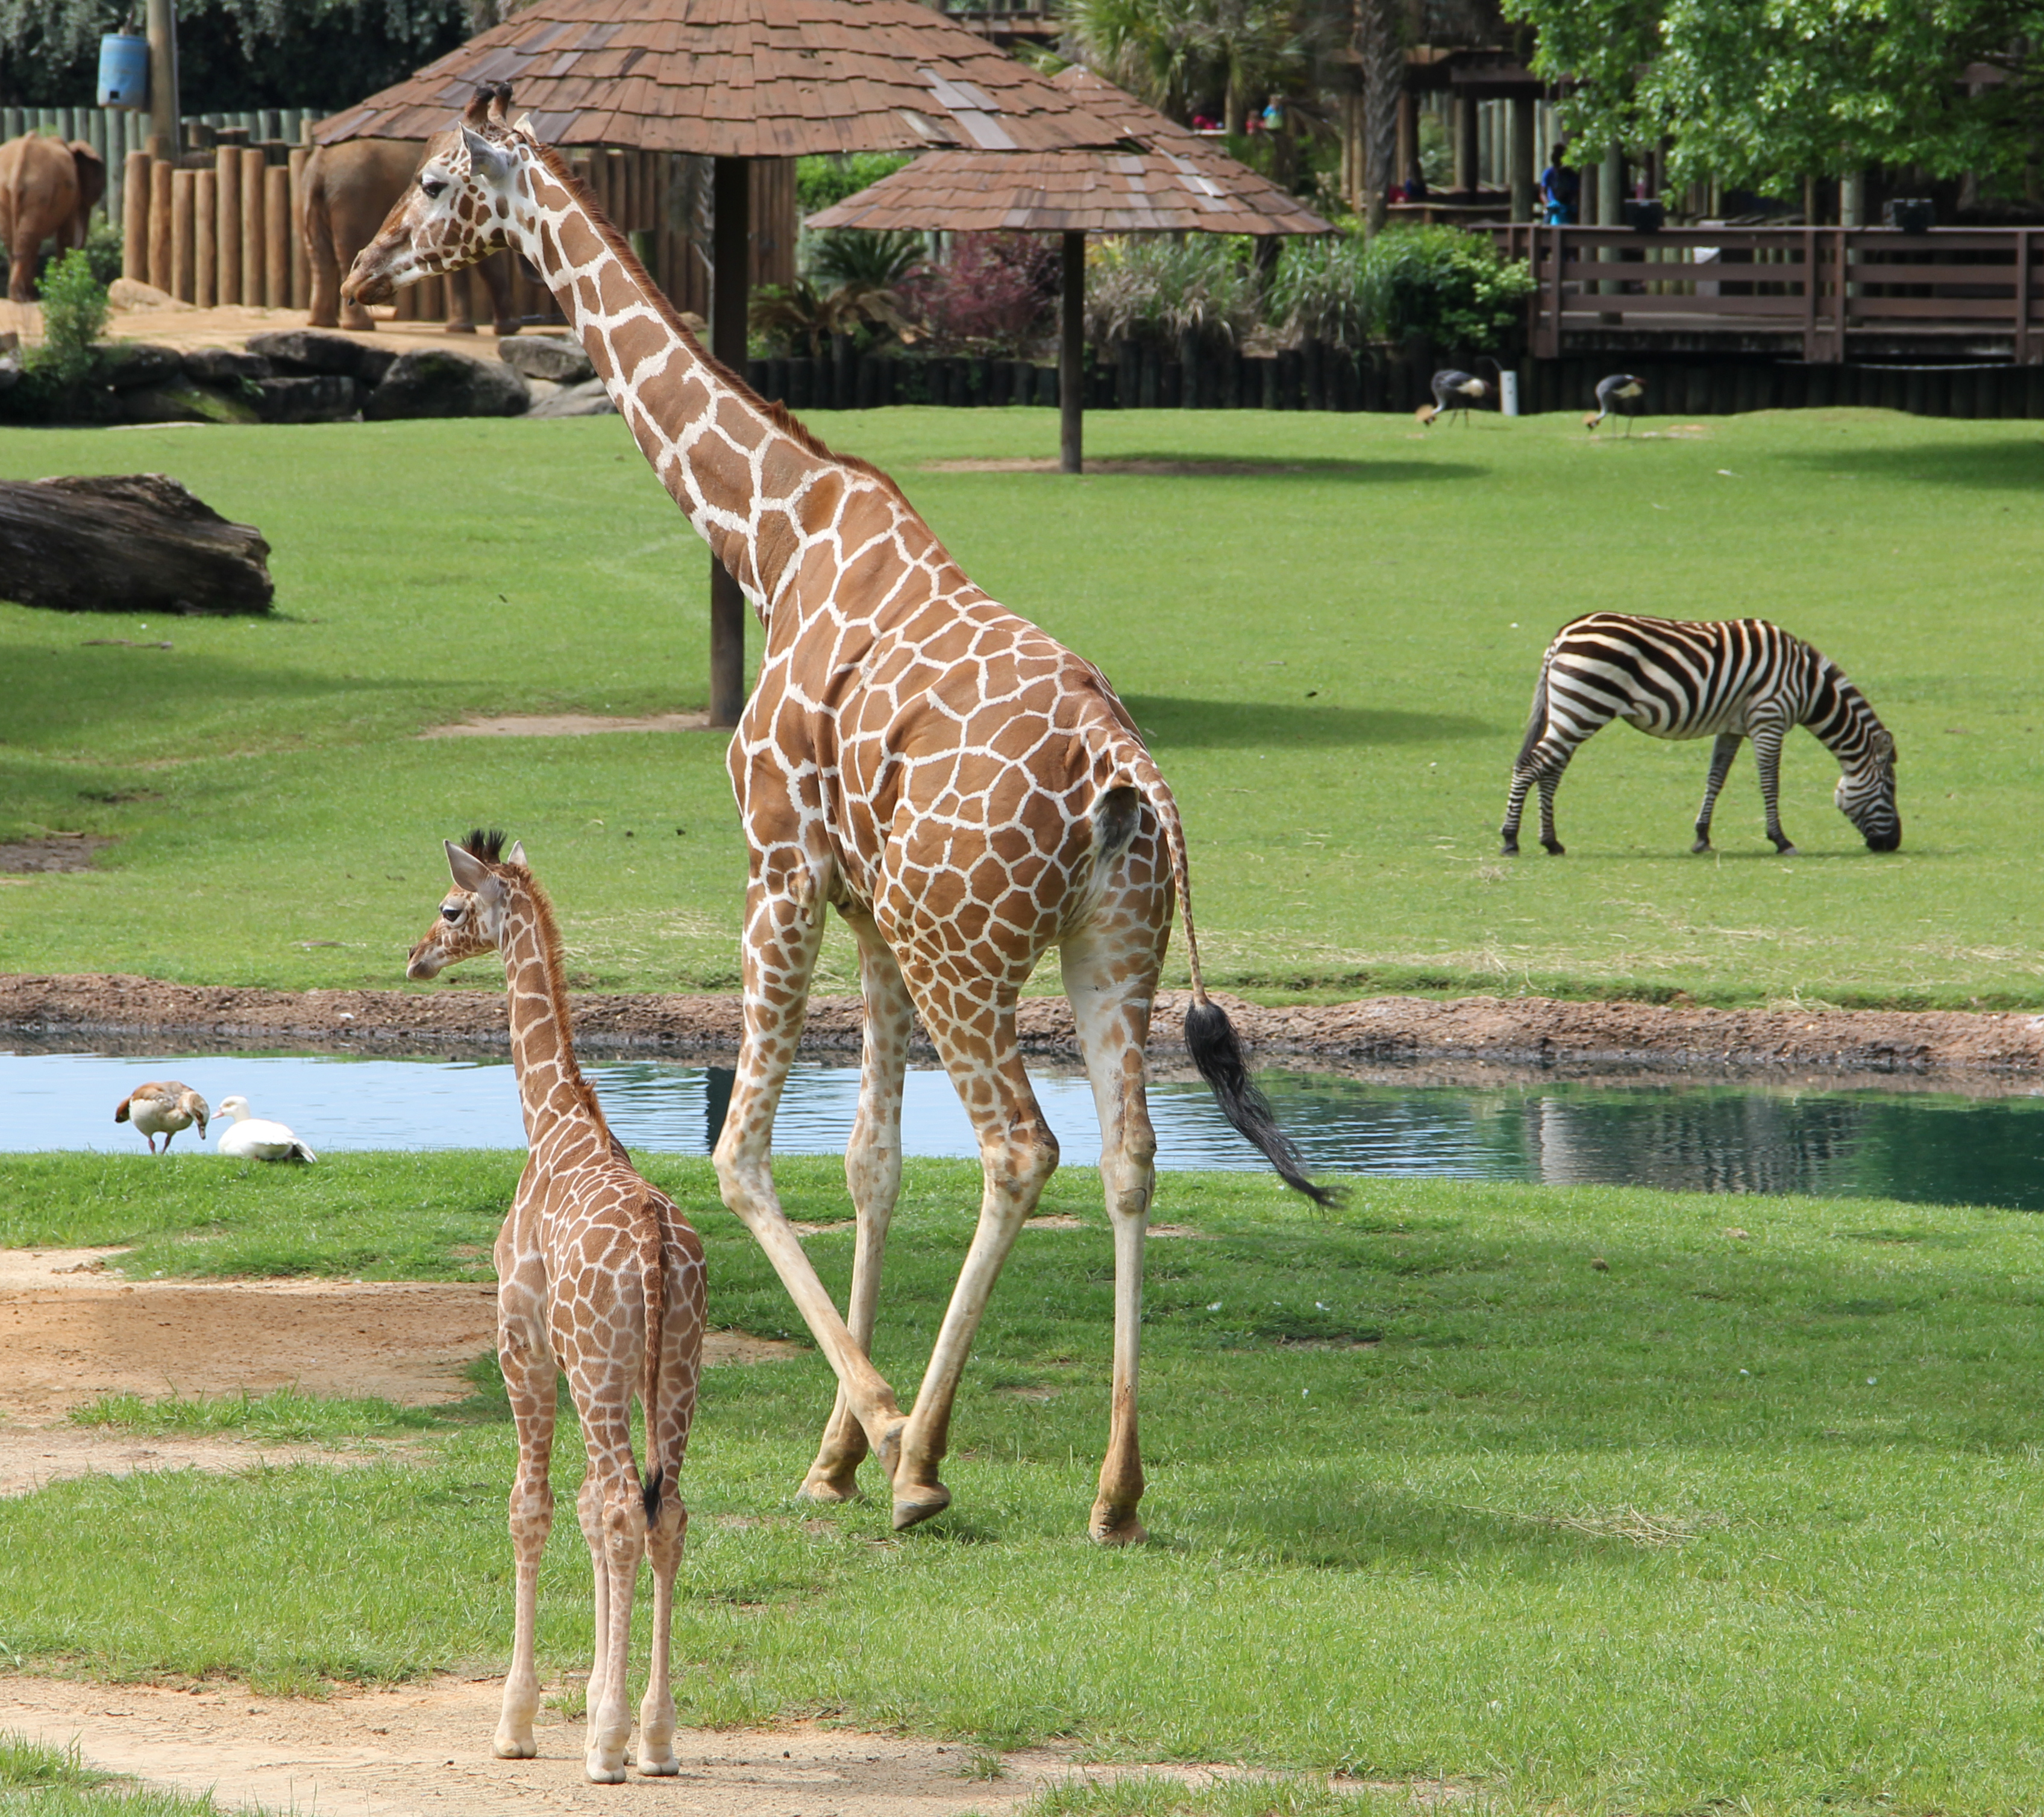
[1836, 728, 1900, 851]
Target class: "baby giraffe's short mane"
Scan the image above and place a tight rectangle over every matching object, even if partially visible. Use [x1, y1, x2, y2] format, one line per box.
[461, 827, 508, 862]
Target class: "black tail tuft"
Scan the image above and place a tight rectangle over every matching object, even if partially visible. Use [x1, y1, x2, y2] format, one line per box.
[1185, 999, 1343, 1209]
[642, 1465, 663, 1523]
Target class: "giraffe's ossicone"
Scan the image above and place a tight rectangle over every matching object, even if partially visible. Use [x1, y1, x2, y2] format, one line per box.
[354, 89, 1334, 1547]
[408, 830, 706, 1781]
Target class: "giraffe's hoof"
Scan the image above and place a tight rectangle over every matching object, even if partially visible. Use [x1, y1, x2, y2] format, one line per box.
[493, 1734, 538, 1760]
[891, 1481, 952, 1530]
[1088, 1509, 1149, 1546]
[585, 1762, 628, 1786]
[639, 1751, 680, 1777]
[797, 1465, 862, 1504]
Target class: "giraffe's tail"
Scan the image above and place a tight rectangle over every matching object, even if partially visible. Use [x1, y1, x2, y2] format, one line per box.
[637, 1191, 667, 1523]
[1118, 757, 1343, 1210]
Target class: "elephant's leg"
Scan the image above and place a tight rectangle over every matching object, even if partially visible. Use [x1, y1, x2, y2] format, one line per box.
[444, 264, 477, 334]
[480, 252, 521, 337]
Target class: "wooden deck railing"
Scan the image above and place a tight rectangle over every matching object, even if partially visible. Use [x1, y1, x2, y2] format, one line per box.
[1488, 224, 2044, 363]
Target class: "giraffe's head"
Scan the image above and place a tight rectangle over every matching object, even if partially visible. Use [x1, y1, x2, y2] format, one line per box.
[407, 828, 526, 980]
[342, 86, 524, 310]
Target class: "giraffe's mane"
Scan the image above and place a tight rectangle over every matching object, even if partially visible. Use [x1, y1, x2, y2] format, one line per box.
[477, 833, 610, 1137]
[523, 139, 913, 513]
[460, 827, 507, 862]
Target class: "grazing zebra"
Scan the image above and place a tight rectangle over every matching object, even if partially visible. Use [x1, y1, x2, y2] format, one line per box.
[1585, 374, 1645, 434]
[1501, 614, 1901, 857]
[1416, 369, 1490, 427]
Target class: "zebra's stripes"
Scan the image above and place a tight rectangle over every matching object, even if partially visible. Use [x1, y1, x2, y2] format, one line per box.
[1501, 614, 1901, 857]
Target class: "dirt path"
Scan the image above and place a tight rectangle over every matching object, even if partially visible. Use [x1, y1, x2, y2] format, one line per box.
[7, 972, 2044, 1078]
[0, 1674, 1171, 1817]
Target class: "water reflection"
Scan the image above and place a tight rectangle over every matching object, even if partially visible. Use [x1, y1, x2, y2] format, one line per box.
[7, 1048, 2044, 1210]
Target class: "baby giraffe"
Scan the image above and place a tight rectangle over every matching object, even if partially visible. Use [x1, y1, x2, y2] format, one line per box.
[407, 830, 704, 1783]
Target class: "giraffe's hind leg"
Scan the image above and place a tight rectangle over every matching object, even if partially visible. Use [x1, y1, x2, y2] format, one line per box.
[713, 869, 908, 1461]
[638, 1224, 704, 1777]
[886, 968, 1059, 1530]
[1061, 869, 1169, 1545]
[802, 905, 913, 1504]
[492, 1294, 556, 1762]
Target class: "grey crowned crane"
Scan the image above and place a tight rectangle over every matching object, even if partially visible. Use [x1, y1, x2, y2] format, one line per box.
[1416, 369, 1491, 427]
[1587, 374, 1646, 434]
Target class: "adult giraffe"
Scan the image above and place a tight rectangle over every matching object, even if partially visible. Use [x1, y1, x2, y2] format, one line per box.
[346, 89, 1334, 1544]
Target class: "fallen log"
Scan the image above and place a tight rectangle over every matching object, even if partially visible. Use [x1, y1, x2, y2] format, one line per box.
[0, 473, 272, 615]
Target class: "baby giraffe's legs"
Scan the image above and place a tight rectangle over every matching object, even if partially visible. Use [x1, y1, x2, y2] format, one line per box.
[492, 1308, 556, 1761]
[582, 1428, 648, 1783]
[635, 1493, 688, 1775]
[575, 1474, 612, 1746]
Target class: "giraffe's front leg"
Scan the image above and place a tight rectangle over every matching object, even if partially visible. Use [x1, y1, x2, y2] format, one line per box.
[493, 1298, 555, 1761]
[802, 907, 912, 1505]
[714, 873, 908, 1462]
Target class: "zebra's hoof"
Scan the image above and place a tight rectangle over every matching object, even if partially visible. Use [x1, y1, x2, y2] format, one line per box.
[1500, 841, 1519, 857]
[1691, 837, 1712, 854]
[1776, 843, 1799, 857]
[1541, 840, 1566, 856]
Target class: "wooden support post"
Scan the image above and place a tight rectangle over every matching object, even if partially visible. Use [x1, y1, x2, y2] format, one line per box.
[1396, 91, 1416, 192]
[147, 158, 172, 293]
[263, 163, 289, 308]
[239, 147, 266, 310]
[1453, 95, 1477, 194]
[121, 151, 150, 281]
[170, 167, 196, 302]
[1509, 96, 1535, 223]
[193, 170, 216, 308]
[1061, 230, 1085, 474]
[708, 154, 750, 730]
[215, 145, 240, 305]
[144, 0, 177, 175]
[2019, 228, 2034, 365]
[287, 146, 309, 309]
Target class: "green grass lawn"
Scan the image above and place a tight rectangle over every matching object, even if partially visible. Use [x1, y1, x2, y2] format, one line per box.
[7, 1152, 2044, 1813]
[2, 405, 2039, 1007]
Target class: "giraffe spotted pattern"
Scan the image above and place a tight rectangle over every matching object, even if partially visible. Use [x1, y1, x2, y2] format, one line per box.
[407, 832, 704, 1783]
[350, 87, 1329, 1548]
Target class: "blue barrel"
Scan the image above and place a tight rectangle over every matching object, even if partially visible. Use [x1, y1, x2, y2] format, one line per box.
[96, 34, 149, 110]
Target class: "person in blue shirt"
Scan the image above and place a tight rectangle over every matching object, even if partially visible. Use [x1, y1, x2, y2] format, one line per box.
[1540, 145, 1579, 224]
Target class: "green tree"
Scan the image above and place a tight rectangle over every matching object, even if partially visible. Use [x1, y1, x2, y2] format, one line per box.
[1508, 0, 2044, 190]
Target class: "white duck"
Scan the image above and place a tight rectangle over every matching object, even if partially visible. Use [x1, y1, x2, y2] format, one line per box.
[215, 1095, 318, 1163]
[114, 1081, 210, 1154]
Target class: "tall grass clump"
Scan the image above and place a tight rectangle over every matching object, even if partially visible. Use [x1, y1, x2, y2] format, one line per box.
[1086, 234, 1262, 353]
[1266, 233, 1378, 350]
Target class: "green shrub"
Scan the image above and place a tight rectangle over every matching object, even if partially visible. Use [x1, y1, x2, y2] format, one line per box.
[1364, 223, 1534, 353]
[22, 247, 110, 396]
[1085, 234, 1262, 352]
[84, 215, 124, 287]
[795, 152, 913, 217]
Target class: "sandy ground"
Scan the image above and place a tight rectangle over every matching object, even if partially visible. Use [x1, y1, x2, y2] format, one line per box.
[7, 972, 2044, 1080]
[0, 295, 519, 366]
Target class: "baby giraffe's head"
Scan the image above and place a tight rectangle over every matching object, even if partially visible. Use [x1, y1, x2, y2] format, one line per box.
[343, 84, 522, 310]
[408, 829, 525, 980]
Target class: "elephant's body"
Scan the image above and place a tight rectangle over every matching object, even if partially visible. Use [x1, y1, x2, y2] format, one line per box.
[303, 136, 515, 333]
[0, 135, 105, 303]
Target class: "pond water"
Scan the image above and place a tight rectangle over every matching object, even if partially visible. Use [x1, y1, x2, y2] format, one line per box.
[9, 1048, 2044, 1210]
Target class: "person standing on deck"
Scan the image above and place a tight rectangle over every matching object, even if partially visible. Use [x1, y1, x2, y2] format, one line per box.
[1541, 145, 1579, 224]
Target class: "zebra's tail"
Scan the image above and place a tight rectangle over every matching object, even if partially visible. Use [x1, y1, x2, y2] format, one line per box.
[1121, 757, 1343, 1210]
[1516, 660, 1552, 773]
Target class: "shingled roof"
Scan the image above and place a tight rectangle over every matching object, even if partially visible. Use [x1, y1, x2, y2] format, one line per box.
[806, 68, 1329, 236]
[313, 0, 1124, 156]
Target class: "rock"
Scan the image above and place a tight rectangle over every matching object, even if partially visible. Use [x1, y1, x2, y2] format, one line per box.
[112, 380, 262, 426]
[498, 334, 594, 385]
[98, 342, 184, 390]
[255, 375, 360, 424]
[363, 348, 530, 420]
[525, 377, 616, 419]
[106, 278, 193, 312]
[245, 329, 396, 387]
[182, 346, 273, 385]
[0, 352, 17, 395]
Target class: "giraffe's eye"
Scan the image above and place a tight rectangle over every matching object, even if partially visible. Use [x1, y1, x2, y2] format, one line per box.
[421, 176, 449, 199]
[441, 904, 462, 921]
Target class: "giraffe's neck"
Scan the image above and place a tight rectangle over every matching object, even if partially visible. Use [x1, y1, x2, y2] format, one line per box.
[500, 881, 604, 1152]
[504, 148, 835, 618]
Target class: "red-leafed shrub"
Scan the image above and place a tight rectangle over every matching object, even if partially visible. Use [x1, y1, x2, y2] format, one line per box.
[903, 232, 1062, 355]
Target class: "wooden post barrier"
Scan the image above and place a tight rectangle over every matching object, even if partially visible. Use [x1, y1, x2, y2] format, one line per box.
[193, 169, 216, 308]
[287, 146, 309, 310]
[147, 157, 172, 293]
[264, 164, 289, 308]
[214, 144, 240, 304]
[122, 151, 151, 282]
[169, 167, 195, 302]
[239, 147, 265, 311]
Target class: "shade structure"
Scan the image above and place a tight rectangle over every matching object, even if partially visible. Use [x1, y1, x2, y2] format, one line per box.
[310, 0, 1124, 156]
[807, 68, 1330, 475]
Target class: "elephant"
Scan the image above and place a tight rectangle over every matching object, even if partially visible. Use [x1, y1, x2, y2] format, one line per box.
[303, 134, 518, 334]
[0, 134, 106, 304]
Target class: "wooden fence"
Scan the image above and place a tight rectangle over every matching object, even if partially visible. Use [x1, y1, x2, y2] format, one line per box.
[113, 139, 794, 325]
[1493, 222, 2044, 363]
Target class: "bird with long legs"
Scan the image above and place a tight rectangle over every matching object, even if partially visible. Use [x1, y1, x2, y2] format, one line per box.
[343, 87, 1337, 1546]
[1586, 373, 1646, 434]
